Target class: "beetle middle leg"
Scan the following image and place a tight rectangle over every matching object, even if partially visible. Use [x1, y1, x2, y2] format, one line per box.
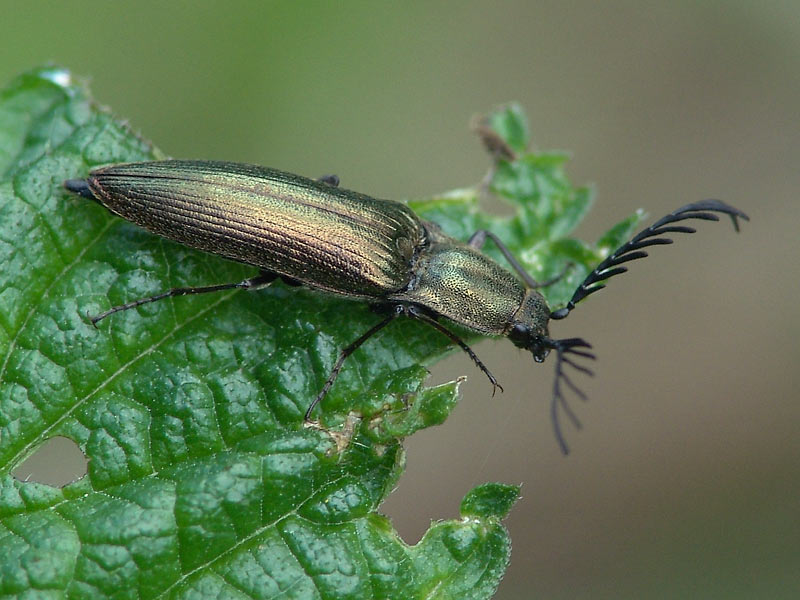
[304, 302, 503, 421]
[88, 270, 278, 325]
[468, 229, 571, 289]
[304, 306, 403, 420]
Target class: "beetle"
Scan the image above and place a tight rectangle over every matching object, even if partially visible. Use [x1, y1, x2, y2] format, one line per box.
[64, 160, 748, 452]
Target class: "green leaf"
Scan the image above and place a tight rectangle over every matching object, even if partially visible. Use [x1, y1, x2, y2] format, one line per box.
[460, 483, 520, 520]
[596, 209, 644, 253]
[0, 66, 636, 599]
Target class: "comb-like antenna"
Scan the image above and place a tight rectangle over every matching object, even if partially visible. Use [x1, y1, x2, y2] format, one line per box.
[545, 337, 596, 454]
[550, 200, 749, 320]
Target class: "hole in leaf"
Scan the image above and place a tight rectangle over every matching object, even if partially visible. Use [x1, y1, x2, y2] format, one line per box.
[13, 436, 88, 487]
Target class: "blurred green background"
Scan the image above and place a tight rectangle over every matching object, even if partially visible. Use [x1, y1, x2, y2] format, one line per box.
[4, 1, 798, 598]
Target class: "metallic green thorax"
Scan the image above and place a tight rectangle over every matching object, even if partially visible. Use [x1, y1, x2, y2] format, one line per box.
[82, 160, 547, 337]
[390, 224, 548, 336]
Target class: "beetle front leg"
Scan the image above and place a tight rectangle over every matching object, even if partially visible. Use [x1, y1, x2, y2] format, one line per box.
[468, 229, 571, 289]
[406, 305, 503, 396]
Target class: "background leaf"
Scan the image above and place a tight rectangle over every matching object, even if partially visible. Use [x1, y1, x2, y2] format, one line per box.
[0, 67, 633, 599]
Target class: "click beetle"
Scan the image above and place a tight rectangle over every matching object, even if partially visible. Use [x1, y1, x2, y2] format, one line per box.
[64, 160, 748, 452]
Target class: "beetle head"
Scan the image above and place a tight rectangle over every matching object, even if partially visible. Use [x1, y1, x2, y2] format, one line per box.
[507, 289, 551, 357]
[506, 289, 597, 453]
[508, 322, 550, 362]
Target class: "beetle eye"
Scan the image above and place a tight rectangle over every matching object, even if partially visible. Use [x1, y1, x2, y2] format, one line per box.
[509, 323, 528, 345]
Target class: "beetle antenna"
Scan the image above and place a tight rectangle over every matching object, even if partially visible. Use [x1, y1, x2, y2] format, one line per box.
[545, 337, 595, 454]
[550, 200, 749, 320]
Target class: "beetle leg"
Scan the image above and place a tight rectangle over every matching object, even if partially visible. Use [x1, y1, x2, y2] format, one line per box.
[278, 276, 303, 287]
[305, 307, 402, 420]
[88, 271, 278, 326]
[466, 229, 488, 248]
[406, 305, 503, 396]
[532, 262, 574, 288]
[63, 178, 94, 199]
[467, 229, 547, 289]
[317, 174, 340, 187]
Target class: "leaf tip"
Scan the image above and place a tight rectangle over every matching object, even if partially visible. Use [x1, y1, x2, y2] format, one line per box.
[460, 482, 520, 521]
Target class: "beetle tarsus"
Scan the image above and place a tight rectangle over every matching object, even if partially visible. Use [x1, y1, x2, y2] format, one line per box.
[317, 174, 340, 187]
[85, 310, 100, 329]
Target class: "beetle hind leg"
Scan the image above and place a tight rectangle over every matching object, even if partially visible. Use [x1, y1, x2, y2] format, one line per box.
[88, 271, 278, 325]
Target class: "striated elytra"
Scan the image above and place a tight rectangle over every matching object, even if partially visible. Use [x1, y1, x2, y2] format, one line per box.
[64, 160, 749, 453]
